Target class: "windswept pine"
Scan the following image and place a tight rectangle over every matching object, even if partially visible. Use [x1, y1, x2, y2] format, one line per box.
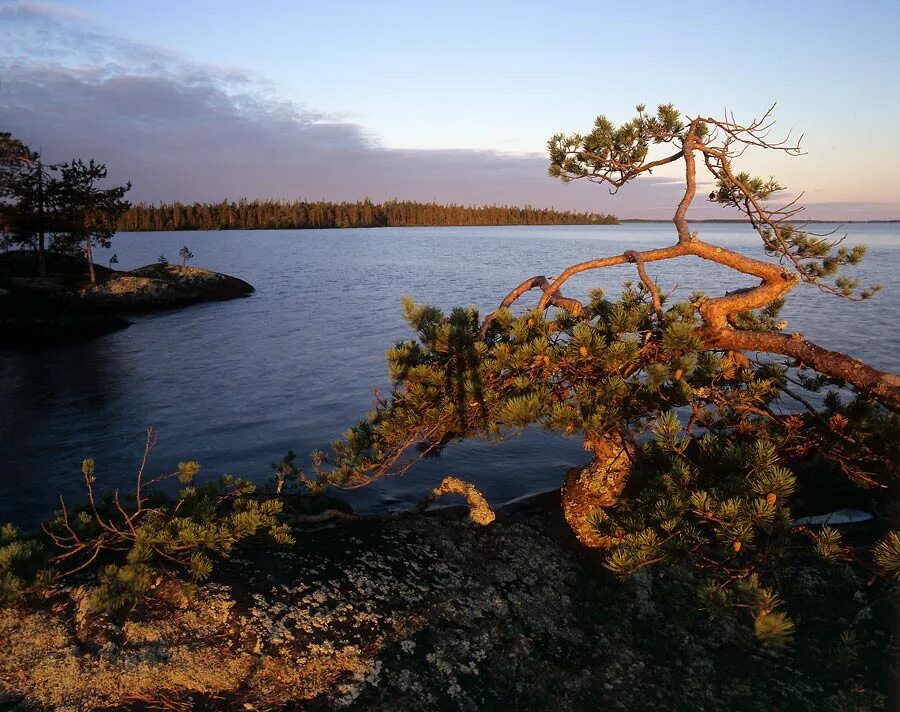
[320, 105, 900, 645]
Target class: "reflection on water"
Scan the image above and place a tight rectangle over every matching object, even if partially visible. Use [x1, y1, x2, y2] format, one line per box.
[1, 223, 898, 525]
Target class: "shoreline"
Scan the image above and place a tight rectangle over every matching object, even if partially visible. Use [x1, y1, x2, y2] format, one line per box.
[114, 218, 900, 233]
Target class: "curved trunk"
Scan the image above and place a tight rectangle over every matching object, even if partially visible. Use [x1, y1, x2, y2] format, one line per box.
[698, 326, 900, 411]
[560, 432, 631, 548]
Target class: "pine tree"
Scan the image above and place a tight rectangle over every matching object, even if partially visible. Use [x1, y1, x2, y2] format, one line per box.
[47, 159, 131, 284]
[179, 244, 194, 266]
[1, 430, 293, 613]
[313, 105, 900, 644]
[0, 133, 52, 277]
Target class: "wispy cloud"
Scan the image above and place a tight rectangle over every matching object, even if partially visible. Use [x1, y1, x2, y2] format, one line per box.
[2, 4, 894, 220]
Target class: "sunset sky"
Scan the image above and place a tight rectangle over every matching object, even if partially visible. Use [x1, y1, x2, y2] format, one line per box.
[3, 0, 899, 219]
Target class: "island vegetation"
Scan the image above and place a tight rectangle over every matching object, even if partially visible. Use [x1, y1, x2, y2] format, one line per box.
[0, 134, 254, 345]
[1, 133, 132, 283]
[118, 198, 618, 231]
[1, 106, 898, 709]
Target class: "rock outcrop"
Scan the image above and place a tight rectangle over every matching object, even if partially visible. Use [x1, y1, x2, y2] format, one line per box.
[77, 264, 254, 311]
[0, 253, 254, 347]
[0, 492, 888, 711]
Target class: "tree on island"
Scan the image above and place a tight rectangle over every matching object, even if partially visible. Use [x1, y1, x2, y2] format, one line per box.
[1, 136, 132, 284]
[318, 104, 900, 643]
[179, 245, 194, 266]
[0, 133, 51, 277]
[48, 159, 131, 284]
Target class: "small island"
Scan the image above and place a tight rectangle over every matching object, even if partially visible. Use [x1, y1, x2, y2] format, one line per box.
[0, 251, 254, 346]
[1, 140, 255, 347]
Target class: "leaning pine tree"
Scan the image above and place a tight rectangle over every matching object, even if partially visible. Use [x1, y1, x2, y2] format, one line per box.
[317, 104, 900, 643]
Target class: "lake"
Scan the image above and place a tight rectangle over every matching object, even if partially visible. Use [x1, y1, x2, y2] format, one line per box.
[2, 223, 898, 526]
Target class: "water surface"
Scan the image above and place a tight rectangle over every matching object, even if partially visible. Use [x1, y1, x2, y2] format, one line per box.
[2, 223, 897, 525]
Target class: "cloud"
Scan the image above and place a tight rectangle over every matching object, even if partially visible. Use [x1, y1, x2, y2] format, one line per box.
[799, 202, 900, 221]
[2, 4, 895, 220]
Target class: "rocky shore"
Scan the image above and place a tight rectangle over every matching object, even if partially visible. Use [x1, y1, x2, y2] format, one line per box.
[0, 252, 254, 346]
[76, 263, 254, 312]
[0, 491, 891, 711]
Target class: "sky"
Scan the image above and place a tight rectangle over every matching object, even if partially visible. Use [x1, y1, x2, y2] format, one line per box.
[2, 0, 899, 219]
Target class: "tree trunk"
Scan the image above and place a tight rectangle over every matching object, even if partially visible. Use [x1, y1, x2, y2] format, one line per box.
[36, 161, 46, 278]
[560, 432, 631, 548]
[37, 226, 46, 278]
[85, 239, 96, 285]
[699, 326, 900, 411]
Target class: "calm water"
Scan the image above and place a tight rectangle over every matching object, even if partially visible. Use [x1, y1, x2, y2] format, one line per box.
[2, 223, 898, 526]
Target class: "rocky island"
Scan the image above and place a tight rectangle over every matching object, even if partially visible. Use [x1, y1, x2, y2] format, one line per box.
[0, 252, 254, 347]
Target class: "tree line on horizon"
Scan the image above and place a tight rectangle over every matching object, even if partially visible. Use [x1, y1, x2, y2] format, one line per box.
[117, 198, 618, 232]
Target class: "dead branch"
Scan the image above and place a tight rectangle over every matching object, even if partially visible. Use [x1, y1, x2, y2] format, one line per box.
[625, 250, 664, 321]
[417, 476, 496, 525]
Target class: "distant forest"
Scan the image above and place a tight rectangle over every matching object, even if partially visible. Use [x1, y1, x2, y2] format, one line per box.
[118, 199, 618, 231]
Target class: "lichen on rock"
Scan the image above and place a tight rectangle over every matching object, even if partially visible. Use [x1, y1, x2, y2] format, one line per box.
[0, 493, 891, 711]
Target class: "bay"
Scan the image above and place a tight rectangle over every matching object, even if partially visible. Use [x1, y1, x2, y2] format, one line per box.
[1, 223, 898, 526]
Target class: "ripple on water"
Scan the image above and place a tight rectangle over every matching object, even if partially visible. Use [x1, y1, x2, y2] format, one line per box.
[1, 223, 898, 525]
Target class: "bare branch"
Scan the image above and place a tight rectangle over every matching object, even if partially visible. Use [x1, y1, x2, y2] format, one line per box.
[626, 250, 664, 322]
